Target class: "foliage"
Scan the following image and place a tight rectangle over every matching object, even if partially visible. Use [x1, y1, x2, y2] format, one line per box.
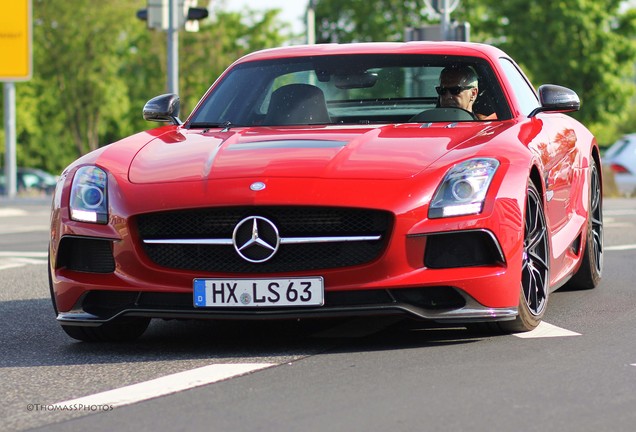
[1, 0, 288, 174]
[30, 0, 137, 163]
[456, 0, 636, 145]
[3, 0, 636, 177]
[314, 0, 636, 146]
[314, 0, 431, 42]
[180, 9, 289, 116]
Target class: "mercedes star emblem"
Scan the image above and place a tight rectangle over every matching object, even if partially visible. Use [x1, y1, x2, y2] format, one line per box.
[250, 182, 266, 191]
[232, 216, 280, 263]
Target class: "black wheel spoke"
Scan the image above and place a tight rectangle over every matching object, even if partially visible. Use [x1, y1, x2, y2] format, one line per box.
[527, 230, 544, 251]
[563, 159, 604, 290]
[590, 165, 604, 272]
[528, 250, 548, 272]
[522, 186, 549, 316]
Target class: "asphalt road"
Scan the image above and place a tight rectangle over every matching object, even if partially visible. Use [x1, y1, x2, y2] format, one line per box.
[2, 197, 636, 432]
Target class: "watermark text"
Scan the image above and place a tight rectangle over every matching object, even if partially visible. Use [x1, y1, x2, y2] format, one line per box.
[27, 403, 113, 412]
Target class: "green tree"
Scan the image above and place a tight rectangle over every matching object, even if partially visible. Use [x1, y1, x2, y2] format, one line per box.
[180, 9, 289, 116]
[456, 0, 636, 144]
[1, 1, 139, 174]
[314, 0, 636, 145]
[2, 1, 289, 174]
[315, 0, 430, 42]
[31, 0, 139, 160]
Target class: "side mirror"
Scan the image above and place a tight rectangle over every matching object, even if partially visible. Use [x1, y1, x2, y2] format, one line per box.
[529, 84, 580, 117]
[143, 93, 181, 125]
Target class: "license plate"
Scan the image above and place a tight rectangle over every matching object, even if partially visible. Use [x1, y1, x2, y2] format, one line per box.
[193, 277, 324, 307]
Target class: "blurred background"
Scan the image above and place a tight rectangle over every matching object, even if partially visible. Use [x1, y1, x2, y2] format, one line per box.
[2, 0, 636, 196]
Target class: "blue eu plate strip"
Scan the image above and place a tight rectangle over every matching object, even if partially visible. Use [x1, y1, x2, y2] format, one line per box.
[193, 279, 206, 307]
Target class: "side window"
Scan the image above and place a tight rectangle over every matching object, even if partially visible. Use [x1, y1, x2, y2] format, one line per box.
[499, 58, 540, 116]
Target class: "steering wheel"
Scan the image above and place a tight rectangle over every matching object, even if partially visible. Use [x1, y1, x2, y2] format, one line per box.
[410, 107, 477, 122]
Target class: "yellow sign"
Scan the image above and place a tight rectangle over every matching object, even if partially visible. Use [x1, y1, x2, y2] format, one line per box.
[0, 0, 31, 81]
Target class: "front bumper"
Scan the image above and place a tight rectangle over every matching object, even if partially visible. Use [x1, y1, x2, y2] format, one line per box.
[57, 287, 518, 327]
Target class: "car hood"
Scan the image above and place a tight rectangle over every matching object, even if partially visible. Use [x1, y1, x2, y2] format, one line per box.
[128, 124, 500, 183]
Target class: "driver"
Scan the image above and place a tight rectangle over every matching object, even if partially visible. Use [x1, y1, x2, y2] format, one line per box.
[436, 66, 497, 120]
[436, 65, 479, 112]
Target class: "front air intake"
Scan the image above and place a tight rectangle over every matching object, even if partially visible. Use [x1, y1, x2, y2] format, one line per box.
[424, 230, 504, 269]
[56, 237, 115, 273]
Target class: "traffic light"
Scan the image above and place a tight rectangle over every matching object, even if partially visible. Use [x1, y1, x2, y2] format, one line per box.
[187, 7, 208, 21]
[136, 0, 208, 32]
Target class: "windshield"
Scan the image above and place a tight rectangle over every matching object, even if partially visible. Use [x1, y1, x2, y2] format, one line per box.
[188, 54, 509, 127]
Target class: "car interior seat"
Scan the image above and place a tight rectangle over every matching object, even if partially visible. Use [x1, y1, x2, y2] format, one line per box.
[263, 84, 331, 125]
[472, 84, 497, 119]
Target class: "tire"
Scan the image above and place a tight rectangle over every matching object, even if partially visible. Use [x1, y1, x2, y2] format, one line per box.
[47, 250, 59, 315]
[565, 158, 603, 289]
[50, 249, 151, 342]
[467, 182, 549, 334]
[61, 317, 151, 342]
[501, 181, 550, 333]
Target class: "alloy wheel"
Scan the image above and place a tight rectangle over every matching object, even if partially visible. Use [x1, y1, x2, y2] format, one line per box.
[522, 186, 549, 316]
[590, 163, 603, 274]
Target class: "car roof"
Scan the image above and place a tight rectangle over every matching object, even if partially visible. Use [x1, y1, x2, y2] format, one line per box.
[233, 41, 508, 65]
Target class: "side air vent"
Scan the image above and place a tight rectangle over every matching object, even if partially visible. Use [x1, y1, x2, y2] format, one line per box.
[424, 230, 505, 269]
[56, 237, 115, 273]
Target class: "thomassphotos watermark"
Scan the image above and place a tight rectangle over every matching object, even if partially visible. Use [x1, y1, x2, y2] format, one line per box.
[26, 403, 114, 412]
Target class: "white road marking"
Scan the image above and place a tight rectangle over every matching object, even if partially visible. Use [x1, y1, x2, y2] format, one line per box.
[605, 244, 636, 251]
[0, 252, 48, 271]
[0, 208, 27, 217]
[0, 225, 49, 234]
[604, 217, 634, 228]
[0, 263, 26, 271]
[0, 259, 47, 271]
[513, 321, 581, 338]
[53, 363, 274, 409]
[46, 321, 583, 412]
[603, 209, 636, 216]
[0, 251, 48, 258]
[604, 222, 634, 228]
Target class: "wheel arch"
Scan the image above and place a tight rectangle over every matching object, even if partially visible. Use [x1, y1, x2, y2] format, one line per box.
[591, 145, 603, 191]
[528, 164, 545, 200]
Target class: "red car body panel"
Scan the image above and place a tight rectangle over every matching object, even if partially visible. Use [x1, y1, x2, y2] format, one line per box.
[49, 42, 601, 334]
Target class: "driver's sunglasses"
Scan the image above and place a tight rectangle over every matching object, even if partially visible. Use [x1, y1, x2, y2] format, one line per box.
[435, 86, 474, 96]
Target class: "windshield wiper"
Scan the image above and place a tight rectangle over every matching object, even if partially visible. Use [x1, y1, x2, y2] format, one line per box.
[188, 121, 234, 132]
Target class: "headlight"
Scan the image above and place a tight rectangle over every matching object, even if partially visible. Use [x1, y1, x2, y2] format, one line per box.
[69, 166, 108, 224]
[429, 158, 499, 218]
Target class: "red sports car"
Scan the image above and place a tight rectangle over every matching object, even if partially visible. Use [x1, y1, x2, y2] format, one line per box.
[49, 42, 603, 341]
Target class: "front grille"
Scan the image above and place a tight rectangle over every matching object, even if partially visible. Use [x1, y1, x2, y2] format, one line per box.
[136, 206, 392, 273]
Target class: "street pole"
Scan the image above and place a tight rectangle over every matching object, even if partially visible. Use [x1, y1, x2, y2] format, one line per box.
[167, 0, 179, 94]
[440, 0, 450, 40]
[307, 0, 316, 45]
[428, 0, 459, 40]
[3, 82, 17, 198]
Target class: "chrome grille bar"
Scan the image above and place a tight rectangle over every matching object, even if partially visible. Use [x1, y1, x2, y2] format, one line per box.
[143, 235, 381, 245]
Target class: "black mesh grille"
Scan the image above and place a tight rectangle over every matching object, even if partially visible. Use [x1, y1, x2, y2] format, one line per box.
[424, 230, 504, 269]
[57, 237, 115, 273]
[136, 206, 392, 273]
